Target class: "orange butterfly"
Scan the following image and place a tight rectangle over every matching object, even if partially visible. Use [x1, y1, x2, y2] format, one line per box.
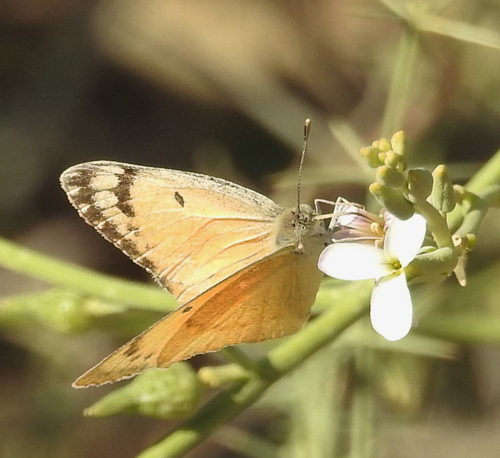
[61, 160, 329, 387]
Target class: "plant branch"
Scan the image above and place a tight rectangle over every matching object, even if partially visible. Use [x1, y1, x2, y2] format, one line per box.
[0, 237, 175, 312]
[136, 282, 371, 458]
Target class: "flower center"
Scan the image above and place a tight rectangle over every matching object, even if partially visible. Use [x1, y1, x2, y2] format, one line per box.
[370, 222, 384, 237]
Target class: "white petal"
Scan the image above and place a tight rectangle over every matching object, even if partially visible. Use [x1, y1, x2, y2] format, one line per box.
[318, 243, 393, 281]
[370, 272, 413, 341]
[334, 204, 361, 226]
[384, 213, 426, 267]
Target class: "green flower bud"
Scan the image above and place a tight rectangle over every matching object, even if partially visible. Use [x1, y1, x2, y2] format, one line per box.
[85, 364, 202, 420]
[390, 131, 409, 166]
[384, 150, 401, 169]
[36, 290, 94, 334]
[0, 290, 98, 333]
[376, 165, 405, 188]
[360, 146, 383, 168]
[405, 247, 458, 282]
[431, 165, 455, 213]
[407, 168, 433, 202]
[198, 364, 250, 389]
[378, 137, 392, 152]
[369, 182, 414, 220]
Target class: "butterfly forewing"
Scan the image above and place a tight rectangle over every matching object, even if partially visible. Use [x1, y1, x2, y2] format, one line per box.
[60, 161, 285, 304]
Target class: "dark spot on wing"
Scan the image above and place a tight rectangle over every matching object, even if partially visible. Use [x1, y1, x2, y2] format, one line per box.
[174, 191, 185, 207]
[123, 338, 142, 357]
[140, 256, 157, 272]
[118, 235, 141, 258]
[111, 168, 137, 217]
[100, 221, 124, 242]
[182, 306, 193, 314]
[70, 187, 94, 207]
[64, 170, 93, 189]
[83, 205, 105, 225]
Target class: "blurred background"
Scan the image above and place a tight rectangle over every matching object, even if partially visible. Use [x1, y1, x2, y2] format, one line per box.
[1, 0, 500, 457]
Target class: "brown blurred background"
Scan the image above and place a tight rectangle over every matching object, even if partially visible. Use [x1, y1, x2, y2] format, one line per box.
[1, 1, 500, 457]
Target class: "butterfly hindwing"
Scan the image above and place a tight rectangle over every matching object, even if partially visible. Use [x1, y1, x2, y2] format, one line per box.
[73, 245, 325, 387]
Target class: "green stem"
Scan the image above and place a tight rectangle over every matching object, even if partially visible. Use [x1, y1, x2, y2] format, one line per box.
[414, 200, 454, 249]
[465, 148, 500, 194]
[382, 23, 420, 137]
[0, 237, 175, 312]
[219, 346, 262, 374]
[136, 283, 371, 458]
[448, 148, 500, 230]
[212, 426, 279, 458]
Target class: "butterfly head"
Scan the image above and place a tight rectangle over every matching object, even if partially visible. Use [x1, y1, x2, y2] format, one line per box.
[275, 204, 327, 254]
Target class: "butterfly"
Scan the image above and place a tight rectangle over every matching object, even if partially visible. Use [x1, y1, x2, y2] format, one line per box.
[60, 160, 330, 387]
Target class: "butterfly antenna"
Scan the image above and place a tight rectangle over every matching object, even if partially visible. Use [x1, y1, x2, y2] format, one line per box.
[296, 119, 311, 212]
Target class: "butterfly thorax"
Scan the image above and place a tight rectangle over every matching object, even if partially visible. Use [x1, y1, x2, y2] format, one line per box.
[274, 204, 326, 254]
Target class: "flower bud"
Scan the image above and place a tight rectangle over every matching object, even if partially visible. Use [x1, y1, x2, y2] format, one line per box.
[360, 146, 383, 168]
[407, 247, 457, 275]
[408, 168, 433, 202]
[390, 131, 409, 166]
[384, 150, 401, 169]
[36, 290, 93, 334]
[84, 364, 201, 420]
[431, 165, 456, 213]
[369, 182, 414, 220]
[198, 364, 250, 389]
[376, 165, 405, 188]
[378, 137, 392, 152]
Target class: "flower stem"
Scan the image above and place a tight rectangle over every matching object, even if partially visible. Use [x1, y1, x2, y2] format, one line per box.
[465, 148, 500, 194]
[135, 282, 371, 458]
[414, 200, 454, 249]
[448, 148, 500, 230]
[0, 236, 175, 312]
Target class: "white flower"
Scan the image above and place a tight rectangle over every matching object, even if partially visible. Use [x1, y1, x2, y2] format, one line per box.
[328, 198, 384, 243]
[319, 213, 427, 341]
